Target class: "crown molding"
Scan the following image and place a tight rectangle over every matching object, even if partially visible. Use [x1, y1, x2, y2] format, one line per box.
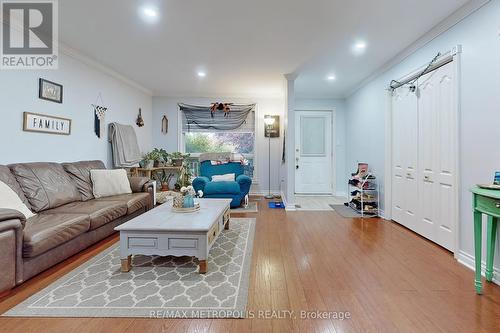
[153, 92, 285, 100]
[284, 73, 299, 81]
[59, 43, 153, 96]
[345, 0, 491, 98]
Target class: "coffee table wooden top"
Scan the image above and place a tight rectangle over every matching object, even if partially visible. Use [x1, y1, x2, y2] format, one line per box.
[115, 198, 231, 232]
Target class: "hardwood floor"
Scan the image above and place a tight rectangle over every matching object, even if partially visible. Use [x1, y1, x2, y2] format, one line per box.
[1, 200, 500, 332]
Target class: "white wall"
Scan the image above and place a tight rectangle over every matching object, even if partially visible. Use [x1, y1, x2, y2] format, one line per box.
[0, 53, 153, 166]
[345, 0, 500, 282]
[152, 96, 285, 195]
[296, 98, 347, 196]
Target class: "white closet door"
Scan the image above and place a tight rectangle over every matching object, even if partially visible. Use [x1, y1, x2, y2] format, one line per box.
[392, 87, 418, 231]
[417, 62, 456, 251]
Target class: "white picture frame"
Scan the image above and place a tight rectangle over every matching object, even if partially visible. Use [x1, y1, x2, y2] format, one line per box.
[23, 112, 71, 135]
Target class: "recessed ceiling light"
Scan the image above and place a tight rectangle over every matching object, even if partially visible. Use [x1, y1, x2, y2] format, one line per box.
[139, 6, 159, 22]
[143, 8, 158, 17]
[327, 75, 336, 81]
[352, 40, 367, 55]
[354, 41, 366, 50]
[197, 71, 206, 78]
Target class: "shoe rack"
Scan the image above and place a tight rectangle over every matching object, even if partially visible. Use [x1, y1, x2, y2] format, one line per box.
[347, 172, 379, 218]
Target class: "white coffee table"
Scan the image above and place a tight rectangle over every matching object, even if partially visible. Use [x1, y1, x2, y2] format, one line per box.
[114, 198, 231, 274]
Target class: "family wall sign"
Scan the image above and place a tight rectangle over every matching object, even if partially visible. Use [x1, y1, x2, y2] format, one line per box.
[23, 112, 72, 135]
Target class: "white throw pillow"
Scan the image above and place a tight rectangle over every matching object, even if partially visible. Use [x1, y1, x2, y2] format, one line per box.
[0, 180, 36, 219]
[211, 173, 236, 182]
[90, 169, 132, 198]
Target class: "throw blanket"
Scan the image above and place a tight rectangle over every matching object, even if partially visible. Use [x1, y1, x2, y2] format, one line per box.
[108, 123, 142, 168]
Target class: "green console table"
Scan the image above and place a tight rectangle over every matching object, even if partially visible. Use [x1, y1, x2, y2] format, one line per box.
[471, 186, 499, 294]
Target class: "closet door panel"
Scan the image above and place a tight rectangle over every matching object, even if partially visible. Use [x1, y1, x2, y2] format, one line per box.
[392, 60, 456, 252]
[435, 64, 456, 250]
[418, 72, 438, 241]
[417, 63, 456, 251]
[392, 87, 417, 230]
[392, 89, 405, 224]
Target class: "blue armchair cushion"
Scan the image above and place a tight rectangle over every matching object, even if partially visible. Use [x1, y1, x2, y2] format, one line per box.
[204, 181, 241, 195]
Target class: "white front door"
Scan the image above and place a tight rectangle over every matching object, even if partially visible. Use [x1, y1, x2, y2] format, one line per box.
[295, 111, 333, 194]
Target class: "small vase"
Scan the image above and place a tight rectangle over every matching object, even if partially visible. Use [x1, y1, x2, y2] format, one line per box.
[144, 160, 154, 169]
[183, 195, 194, 208]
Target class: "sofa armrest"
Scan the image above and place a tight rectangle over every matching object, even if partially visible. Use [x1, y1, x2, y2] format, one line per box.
[144, 180, 155, 210]
[129, 176, 151, 193]
[236, 174, 252, 196]
[193, 176, 210, 193]
[0, 209, 25, 293]
[0, 209, 26, 229]
[129, 177, 155, 210]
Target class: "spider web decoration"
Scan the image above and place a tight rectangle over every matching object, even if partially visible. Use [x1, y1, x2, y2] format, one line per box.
[179, 103, 255, 131]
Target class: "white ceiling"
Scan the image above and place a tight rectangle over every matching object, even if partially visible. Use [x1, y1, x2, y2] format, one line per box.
[59, 0, 469, 98]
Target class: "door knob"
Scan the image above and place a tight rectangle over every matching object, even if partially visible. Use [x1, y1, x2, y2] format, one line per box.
[296, 165, 299, 169]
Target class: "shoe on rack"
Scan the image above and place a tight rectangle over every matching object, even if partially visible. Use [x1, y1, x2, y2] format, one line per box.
[351, 163, 369, 179]
[349, 179, 360, 187]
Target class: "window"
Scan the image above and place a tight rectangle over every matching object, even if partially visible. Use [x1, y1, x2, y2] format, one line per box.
[180, 104, 256, 179]
[185, 132, 254, 154]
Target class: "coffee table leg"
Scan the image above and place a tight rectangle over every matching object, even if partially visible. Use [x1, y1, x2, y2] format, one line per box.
[121, 255, 132, 272]
[199, 260, 208, 274]
[225, 219, 230, 230]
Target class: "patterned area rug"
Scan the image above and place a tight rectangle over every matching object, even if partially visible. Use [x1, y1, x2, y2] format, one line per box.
[4, 218, 255, 318]
[231, 201, 258, 213]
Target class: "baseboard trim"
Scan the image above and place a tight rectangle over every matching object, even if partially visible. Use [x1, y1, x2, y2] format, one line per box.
[249, 190, 280, 196]
[335, 191, 347, 198]
[281, 190, 296, 211]
[456, 250, 500, 286]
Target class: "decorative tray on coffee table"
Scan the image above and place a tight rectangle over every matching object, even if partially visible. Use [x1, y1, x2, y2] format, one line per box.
[172, 202, 200, 213]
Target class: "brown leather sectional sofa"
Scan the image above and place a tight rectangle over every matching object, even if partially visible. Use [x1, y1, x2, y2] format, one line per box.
[0, 160, 154, 294]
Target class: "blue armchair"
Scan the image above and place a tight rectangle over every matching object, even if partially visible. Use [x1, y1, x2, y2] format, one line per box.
[192, 161, 252, 208]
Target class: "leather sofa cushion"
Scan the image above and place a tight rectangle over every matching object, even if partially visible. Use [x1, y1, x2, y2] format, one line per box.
[44, 200, 127, 230]
[9, 163, 81, 212]
[204, 181, 241, 195]
[23, 213, 90, 258]
[62, 160, 106, 201]
[97, 193, 150, 214]
[0, 165, 31, 209]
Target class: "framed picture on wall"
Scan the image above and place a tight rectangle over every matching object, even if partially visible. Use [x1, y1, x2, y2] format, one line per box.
[23, 112, 71, 135]
[39, 78, 63, 103]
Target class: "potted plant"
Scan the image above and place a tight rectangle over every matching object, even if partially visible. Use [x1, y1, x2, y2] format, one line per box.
[159, 149, 169, 165]
[160, 171, 173, 191]
[174, 160, 193, 190]
[151, 148, 168, 167]
[147, 149, 162, 167]
[142, 152, 156, 169]
[170, 152, 190, 166]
